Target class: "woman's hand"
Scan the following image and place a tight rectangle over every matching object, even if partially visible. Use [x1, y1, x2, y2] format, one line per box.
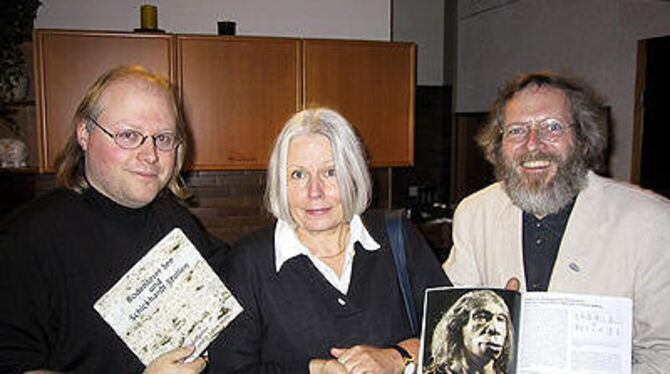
[143, 346, 207, 374]
[330, 345, 405, 374]
[309, 358, 348, 374]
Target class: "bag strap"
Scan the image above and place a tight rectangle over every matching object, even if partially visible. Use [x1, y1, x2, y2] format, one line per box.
[385, 209, 418, 336]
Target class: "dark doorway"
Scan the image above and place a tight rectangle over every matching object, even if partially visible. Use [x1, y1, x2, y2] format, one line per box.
[633, 35, 670, 199]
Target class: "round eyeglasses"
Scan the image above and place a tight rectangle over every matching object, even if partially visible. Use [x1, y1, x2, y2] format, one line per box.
[499, 117, 573, 143]
[87, 116, 182, 151]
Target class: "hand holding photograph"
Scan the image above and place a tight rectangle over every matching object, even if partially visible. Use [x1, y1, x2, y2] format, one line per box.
[419, 287, 631, 374]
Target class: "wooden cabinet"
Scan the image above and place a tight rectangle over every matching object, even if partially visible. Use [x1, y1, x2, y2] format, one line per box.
[303, 39, 415, 166]
[177, 36, 301, 169]
[34, 30, 174, 171]
[33, 30, 415, 171]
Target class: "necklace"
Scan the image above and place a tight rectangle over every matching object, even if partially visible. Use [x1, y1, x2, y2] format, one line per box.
[316, 246, 346, 259]
[306, 224, 350, 260]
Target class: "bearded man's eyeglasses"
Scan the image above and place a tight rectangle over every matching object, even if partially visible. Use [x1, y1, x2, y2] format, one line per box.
[499, 117, 573, 143]
[87, 116, 182, 152]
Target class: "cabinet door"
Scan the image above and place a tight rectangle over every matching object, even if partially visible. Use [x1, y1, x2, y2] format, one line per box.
[303, 39, 415, 166]
[35, 30, 174, 171]
[177, 36, 301, 169]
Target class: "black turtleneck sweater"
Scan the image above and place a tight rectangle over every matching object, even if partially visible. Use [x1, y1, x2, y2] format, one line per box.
[0, 187, 228, 374]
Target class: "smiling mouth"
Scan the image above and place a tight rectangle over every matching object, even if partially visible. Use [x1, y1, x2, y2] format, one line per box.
[521, 159, 552, 169]
[306, 207, 331, 215]
[132, 170, 159, 178]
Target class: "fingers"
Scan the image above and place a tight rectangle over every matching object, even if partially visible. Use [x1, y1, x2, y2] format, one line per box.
[329, 347, 345, 358]
[143, 346, 206, 374]
[309, 358, 348, 374]
[331, 346, 354, 366]
[323, 359, 348, 374]
[164, 345, 198, 361]
[331, 345, 399, 374]
[505, 277, 520, 291]
[181, 357, 208, 373]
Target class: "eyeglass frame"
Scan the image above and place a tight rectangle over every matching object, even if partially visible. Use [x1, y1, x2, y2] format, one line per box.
[498, 117, 574, 143]
[86, 116, 182, 152]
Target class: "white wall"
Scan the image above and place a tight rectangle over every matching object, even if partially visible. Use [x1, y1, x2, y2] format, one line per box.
[392, 0, 445, 86]
[35, 0, 391, 40]
[455, 0, 670, 181]
[35, 0, 451, 95]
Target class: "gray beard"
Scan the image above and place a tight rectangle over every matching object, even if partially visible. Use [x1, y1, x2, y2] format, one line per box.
[496, 150, 588, 217]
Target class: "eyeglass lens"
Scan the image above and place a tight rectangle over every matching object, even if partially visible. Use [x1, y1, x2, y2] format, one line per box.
[501, 118, 570, 143]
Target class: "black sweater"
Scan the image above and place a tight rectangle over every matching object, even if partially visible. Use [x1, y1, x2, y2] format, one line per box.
[0, 187, 227, 374]
[208, 210, 451, 373]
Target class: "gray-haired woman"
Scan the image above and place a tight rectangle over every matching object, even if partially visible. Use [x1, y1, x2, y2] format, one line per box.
[210, 108, 450, 373]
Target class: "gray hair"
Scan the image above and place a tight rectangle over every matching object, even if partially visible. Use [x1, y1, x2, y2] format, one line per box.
[264, 108, 372, 226]
[477, 71, 608, 173]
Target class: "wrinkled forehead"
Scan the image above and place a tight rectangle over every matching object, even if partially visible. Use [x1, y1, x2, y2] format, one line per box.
[470, 299, 508, 316]
[504, 85, 573, 121]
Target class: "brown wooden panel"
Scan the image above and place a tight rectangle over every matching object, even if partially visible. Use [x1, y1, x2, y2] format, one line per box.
[450, 112, 495, 206]
[35, 30, 174, 171]
[303, 39, 415, 167]
[177, 35, 301, 170]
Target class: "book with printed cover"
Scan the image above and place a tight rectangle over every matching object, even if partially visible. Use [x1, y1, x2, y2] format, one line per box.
[419, 287, 632, 374]
[94, 227, 242, 365]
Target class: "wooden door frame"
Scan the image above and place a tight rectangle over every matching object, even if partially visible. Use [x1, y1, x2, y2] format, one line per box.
[630, 39, 647, 184]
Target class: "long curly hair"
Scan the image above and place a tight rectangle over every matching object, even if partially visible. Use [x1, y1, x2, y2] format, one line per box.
[426, 290, 514, 374]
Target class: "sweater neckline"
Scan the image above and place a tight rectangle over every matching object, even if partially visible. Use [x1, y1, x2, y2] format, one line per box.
[82, 187, 155, 222]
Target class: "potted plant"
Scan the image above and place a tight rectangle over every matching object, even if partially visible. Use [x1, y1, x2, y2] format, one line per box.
[0, 0, 42, 136]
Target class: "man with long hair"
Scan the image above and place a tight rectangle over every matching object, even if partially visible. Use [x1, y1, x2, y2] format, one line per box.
[0, 65, 225, 373]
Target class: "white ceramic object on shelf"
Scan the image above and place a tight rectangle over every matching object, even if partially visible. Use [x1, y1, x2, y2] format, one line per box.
[0, 138, 28, 168]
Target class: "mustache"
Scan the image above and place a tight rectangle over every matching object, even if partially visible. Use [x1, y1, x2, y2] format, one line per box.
[495, 148, 588, 217]
[484, 341, 502, 349]
[515, 152, 561, 164]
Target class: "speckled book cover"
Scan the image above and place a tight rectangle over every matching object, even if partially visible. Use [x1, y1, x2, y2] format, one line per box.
[94, 227, 242, 365]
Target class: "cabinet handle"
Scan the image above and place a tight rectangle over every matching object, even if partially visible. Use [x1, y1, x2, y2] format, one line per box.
[227, 156, 256, 162]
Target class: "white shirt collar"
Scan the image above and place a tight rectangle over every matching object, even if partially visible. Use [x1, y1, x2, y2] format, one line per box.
[274, 214, 380, 273]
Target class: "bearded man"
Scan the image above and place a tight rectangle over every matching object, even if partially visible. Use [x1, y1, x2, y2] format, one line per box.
[443, 72, 670, 373]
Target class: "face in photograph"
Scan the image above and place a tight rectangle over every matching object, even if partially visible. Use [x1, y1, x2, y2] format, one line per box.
[462, 301, 509, 363]
[426, 290, 514, 374]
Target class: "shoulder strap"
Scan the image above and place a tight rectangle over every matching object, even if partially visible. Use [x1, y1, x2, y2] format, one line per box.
[385, 209, 419, 336]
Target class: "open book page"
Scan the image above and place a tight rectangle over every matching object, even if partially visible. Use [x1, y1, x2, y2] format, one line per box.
[517, 292, 632, 374]
[93, 227, 243, 366]
[419, 287, 522, 374]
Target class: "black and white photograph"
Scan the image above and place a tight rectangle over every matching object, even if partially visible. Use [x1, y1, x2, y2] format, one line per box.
[420, 288, 521, 374]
